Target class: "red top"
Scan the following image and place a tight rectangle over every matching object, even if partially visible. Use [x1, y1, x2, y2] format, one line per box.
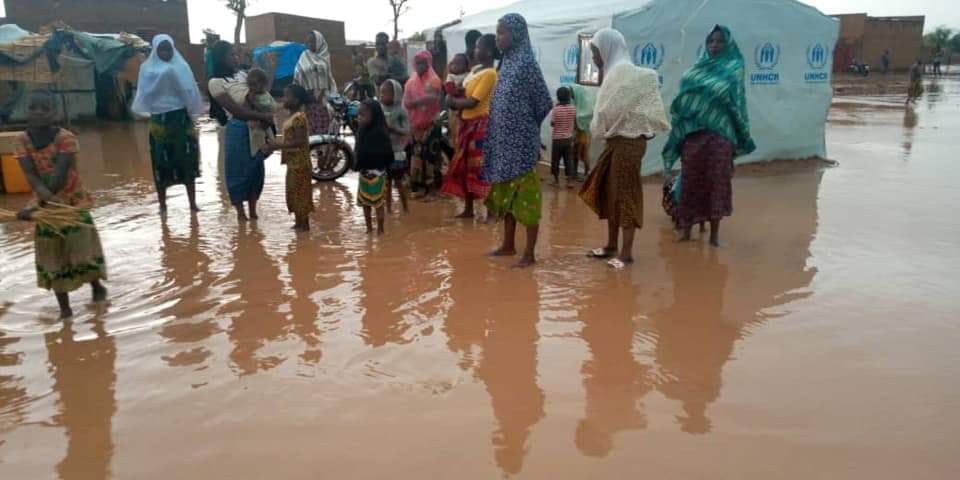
[551, 104, 576, 140]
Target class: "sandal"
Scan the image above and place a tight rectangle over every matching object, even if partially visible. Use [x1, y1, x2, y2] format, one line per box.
[607, 258, 633, 270]
[588, 248, 617, 259]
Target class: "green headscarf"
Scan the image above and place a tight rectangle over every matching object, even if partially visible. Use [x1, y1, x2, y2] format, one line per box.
[662, 25, 755, 173]
[569, 84, 594, 133]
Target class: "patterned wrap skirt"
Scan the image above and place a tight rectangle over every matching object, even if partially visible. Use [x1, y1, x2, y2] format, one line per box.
[149, 108, 199, 189]
[224, 118, 265, 204]
[306, 100, 331, 135]
[908, 78, 924, 99]
[676, 130, 735, 228]
[485, 169, 542, 226]
[35, 209, 107, 292]
[286, 158, 314, 217]
[579, 136, 646, 230]
[442, 115, 491, 199]
[358, 171, 387, 208]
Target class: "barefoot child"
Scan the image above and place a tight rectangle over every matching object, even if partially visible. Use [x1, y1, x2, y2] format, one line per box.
[263, 85, 314, 231]
[355, 99, 393, 234]
[550, 86, 576, 187]
[245, 68, 276, 161]
[15, 90, 108, 319]
[380, 79, 411, 213]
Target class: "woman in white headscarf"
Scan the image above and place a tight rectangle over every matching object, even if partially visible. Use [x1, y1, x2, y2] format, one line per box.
[579, 28, 671, 269]
[132, 34, 204, 214]
[295, 30, 338, 135]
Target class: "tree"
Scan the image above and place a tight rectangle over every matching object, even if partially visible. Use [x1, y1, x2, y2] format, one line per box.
[408, 32, 427, 42]
[389, 0, 412, 41]
[223, 0, 250, 47]
[951, 33, 960, 52]
[923, 26, 953, 51]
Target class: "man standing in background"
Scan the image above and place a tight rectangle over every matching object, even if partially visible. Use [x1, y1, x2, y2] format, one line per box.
[368, 33, 390, 88]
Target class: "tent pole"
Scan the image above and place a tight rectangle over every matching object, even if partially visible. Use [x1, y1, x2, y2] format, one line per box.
[61, 92, 71, 130]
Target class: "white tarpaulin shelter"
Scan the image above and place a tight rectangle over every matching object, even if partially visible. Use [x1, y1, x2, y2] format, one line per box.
[436, 0, 839, 174]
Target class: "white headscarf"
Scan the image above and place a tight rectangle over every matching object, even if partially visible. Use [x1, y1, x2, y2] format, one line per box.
[132, 34, 203, 116]
[294, 30, 337, 98]
[589, 28, 671, 139]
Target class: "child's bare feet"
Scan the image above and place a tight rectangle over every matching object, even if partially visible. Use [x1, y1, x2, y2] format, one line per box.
[92, 282, 108, 303]
[58, 308, 74, 320]
[488, 247, 517, 257]
[513, 255, 536, 268]
[454, 211, 474, 219]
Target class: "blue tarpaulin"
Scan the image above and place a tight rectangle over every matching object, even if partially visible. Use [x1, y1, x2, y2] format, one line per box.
[253, 42, 306, 80]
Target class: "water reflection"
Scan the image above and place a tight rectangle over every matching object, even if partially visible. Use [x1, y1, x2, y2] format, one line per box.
[226, 226, 286, 375]
[46, 319, 116, 480]
[902, 106, 917, 158]
[575, 277, 651, 456]
[477, 273, 544, 475]
[0, 328, 28, 427]
[157, 217, 218, 368]
[286, 235, 323, 365]
[651, 242, 732, 434]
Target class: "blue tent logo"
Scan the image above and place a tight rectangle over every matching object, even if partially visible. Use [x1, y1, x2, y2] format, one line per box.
[563, 44, 579, 72]
[633, 43, 665, 69]
[754, 42, 780, 70]
[806, 43, 828, 70]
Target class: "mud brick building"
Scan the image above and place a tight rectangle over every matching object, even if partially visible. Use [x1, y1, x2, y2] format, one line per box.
[4, 0, 191, 47]
[833, 14, 925, 73]
[246, 12, 352, 88]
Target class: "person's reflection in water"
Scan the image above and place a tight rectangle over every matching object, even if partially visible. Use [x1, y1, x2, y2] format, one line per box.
[902, 106, 917, 158]
[652, 231, 734, 434]
[0, 326, 29, 426]
[157, 216, 218, 366]
[575, 277, 651, 456]
[358, 253, 408, 348]
[46, 319, 116, 480]
[287, 235, 323, 365]
[477, 272, 545, 475]
[442, 250, 486, 372]
[227, 226, 286, 375]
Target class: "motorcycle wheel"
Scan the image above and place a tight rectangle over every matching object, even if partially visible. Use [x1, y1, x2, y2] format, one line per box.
[312, 141, 354, 182]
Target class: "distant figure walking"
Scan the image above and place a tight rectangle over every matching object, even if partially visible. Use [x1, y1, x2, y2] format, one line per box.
[907, 59, 924, 104]
[132, 34, 204, 214]
[881, 49, 891, 75]
[662, 25, 756, 247]
[932, 50, 943, 76]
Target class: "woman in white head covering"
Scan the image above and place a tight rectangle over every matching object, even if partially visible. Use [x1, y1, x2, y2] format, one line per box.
[295, 30, 338, 135]
[579, 27, 671, 269]
[132, 34, 204, 214]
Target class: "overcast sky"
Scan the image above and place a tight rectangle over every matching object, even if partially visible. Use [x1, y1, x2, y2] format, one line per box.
[1, 0, 956, 42]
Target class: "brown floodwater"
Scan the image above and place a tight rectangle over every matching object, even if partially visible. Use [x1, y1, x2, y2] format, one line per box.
[1, 78, 959, 479]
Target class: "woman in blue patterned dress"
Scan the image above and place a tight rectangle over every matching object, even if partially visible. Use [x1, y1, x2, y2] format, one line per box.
[484, 13, 553, 268]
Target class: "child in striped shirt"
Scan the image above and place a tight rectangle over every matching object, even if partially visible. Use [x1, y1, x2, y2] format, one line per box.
[550, 86, 577, 187]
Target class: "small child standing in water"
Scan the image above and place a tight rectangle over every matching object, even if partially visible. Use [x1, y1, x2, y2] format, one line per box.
[263, 85, 314, 231]
[15, 90, 108, 319]
[245, 68, 276, 160]
[550, 86, 577, 187]
[355, 99, 394, 234]
[380, 79, 411, 213]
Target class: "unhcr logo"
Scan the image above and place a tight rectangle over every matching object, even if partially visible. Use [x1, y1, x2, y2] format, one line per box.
[633, 43, 665, 69]
[563, 44, 579, 72]
[751, 41, 781, 85]
[804, 42, 830, 83]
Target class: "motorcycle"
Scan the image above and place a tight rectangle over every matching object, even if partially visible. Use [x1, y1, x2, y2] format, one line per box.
[310, 94, 360, 182]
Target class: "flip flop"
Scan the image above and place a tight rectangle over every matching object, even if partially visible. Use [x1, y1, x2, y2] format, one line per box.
[588, 248, 617, 259]
[607, 258, 633, 270]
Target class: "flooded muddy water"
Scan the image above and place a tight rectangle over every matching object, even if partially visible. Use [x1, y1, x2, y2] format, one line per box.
[2, 78, 959, 479]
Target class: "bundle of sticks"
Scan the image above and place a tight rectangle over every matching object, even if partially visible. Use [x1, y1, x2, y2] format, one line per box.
[0, 202, 93, 235]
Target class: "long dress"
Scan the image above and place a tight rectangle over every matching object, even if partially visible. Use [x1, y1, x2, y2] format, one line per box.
[149, 108, 199, 190]
[442, 67, 497, 199]
[282, 112, 315, 217]
[16, 129, 107, 292]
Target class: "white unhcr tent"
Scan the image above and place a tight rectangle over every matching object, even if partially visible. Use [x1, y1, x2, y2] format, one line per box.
[437, 0, 839, 174]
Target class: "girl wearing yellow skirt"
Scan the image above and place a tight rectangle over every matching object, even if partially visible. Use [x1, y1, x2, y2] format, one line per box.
[355, 99, 393, 235]
[15, 90, 108, 319]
